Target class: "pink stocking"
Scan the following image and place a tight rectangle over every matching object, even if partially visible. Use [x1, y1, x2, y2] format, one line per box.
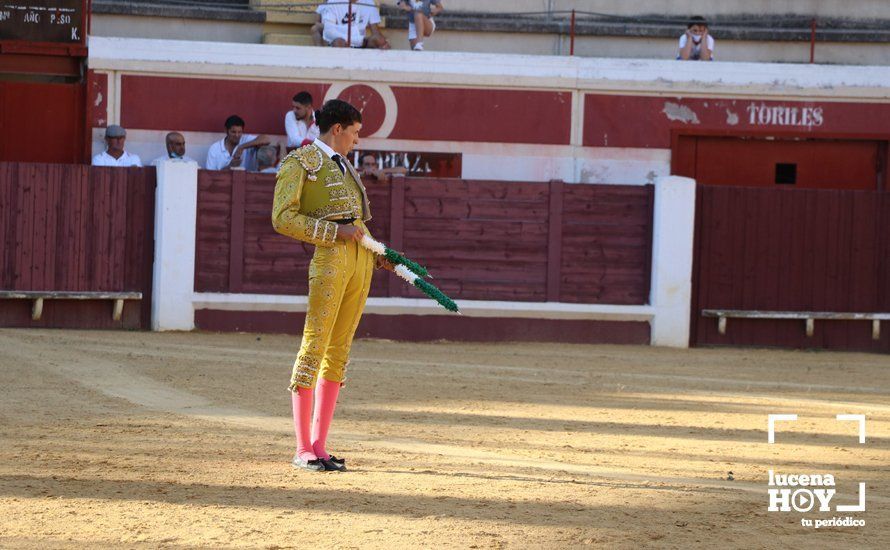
[311, 378, 342, 460]
[292, 387, 316, 461]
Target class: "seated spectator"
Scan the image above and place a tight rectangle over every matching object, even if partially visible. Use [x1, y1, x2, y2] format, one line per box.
[319, 0, 390, 49]
[257, 145, 280, 174]
[152, 132, 195, 164]
[359, 152, 407, 180]
[91, 125, 142, 167]
[285, 91, 319, 151]
[678, 16, 714, 61]
[398, 0, 443, 51]
[311, 0, 332, 46]
[205, 115, 270, 171]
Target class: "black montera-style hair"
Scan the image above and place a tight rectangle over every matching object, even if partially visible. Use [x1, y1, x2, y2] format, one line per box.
[687, 15, 708, 29]
[224, 115, 245, 129]
[293, 91, 313, 105]
[315, 99, 362, 134]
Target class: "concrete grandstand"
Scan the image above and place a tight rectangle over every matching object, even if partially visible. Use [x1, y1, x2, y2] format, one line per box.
[89, 0, 890, 64]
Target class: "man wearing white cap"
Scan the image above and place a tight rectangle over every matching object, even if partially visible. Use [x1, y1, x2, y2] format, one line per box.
[92, 125, 142, 167]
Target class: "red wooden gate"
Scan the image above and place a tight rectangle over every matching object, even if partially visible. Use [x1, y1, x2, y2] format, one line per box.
[0, 163, 156, 329]
[692, 185, 890, 352]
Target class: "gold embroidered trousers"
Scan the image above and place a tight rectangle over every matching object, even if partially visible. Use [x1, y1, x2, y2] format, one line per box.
[289, 221, 375, 390]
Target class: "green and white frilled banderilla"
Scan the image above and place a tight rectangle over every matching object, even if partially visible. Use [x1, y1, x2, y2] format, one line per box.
[360, 235, 459, 313]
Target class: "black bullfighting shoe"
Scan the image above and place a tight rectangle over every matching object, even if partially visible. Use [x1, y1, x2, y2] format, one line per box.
[321, 455, 347, 472]
[292, 454, 325, 472]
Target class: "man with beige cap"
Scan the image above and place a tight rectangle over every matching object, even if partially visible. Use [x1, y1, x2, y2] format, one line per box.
[92, 125, 142, 167]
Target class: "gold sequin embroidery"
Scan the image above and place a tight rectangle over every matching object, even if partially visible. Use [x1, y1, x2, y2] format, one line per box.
[307, 196, 362, 221]
[324, 172, 344, 188]
[286, 145, 324, 181]
[290, 355, 321, 390]
[328, 186, 351, 200]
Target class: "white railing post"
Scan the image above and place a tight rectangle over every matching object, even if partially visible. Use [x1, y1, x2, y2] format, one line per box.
[151, 159, 199, 331]
[649, 176, 697, 347]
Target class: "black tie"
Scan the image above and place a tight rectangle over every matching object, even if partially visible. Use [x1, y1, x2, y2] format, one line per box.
[331, 154, 346, 175]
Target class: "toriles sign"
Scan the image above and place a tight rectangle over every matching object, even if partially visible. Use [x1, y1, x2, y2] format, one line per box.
[746, 103, 825, 128]
[583, 94, 888, 149]
[0, 1, 85, 44]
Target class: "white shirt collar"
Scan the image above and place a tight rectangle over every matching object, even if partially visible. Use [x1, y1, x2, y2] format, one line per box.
[313, 138, 339, 160]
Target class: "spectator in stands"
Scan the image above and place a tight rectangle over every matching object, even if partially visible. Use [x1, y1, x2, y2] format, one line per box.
[317, 0, 390, 49]
[205, 115, 270, 171]
[152, 132, 195, 164]
[359, 152, 407, 180]
[311, 0, 332, 46]
[678, 16, 714, 61]
[285, 91, 319, 151]
[257, 145, 280, 174]
[91, 125, 142, 167]
[398, 0, 443, 51]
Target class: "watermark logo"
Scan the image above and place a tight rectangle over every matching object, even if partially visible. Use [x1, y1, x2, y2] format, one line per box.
[767, 414, 866, 529]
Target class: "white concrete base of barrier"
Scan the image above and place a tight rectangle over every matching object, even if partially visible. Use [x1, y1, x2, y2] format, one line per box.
[193, 293, 654, 322]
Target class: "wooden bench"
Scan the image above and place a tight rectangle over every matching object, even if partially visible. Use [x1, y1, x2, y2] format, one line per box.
[0, 291, 143, 321]
[702, 309, 889, 340]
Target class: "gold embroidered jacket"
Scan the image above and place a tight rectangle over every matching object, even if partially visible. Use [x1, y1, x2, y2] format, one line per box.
[271, 144, 372, 247]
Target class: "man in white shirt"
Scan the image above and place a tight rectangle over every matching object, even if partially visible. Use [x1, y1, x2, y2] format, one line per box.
[91, 125, 142, 167]
[205, 115, 271, 171]
[285, 91, 320, 151]
[152, 132, 196, 165]
[678, 16, 715, 61]
[319, 0, 390, 49]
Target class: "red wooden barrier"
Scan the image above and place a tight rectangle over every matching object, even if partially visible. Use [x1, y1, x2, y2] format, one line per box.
[195, 173, 654, 306]
[0, 162, 156, 329]
[692, 186, 890, 352]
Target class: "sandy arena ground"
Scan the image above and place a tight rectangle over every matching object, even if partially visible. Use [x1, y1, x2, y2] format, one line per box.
[0, 329, 887, 549]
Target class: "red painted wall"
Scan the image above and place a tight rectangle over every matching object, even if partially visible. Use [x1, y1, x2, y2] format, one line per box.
[0, 163, 156, 329]
[675, 136, 884, 190]
[0, 81, 86, 163]
[388, 86, 571, 144]
[121, 76, 330, 138]
[693, 186, 890, 352]
[118, 75, 572, 144]
[194, 173, 654, 306]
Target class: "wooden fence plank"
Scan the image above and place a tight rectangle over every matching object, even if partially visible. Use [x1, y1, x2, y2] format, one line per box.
[694, 185, 889, 352]
[0, 162, 155, 329]
[229, 170, 246, 293]
[194, 174, 655, 305]
[0, 163, 14, 288]
[546, 179, 563, 302]
[388, 176, 405, 297]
